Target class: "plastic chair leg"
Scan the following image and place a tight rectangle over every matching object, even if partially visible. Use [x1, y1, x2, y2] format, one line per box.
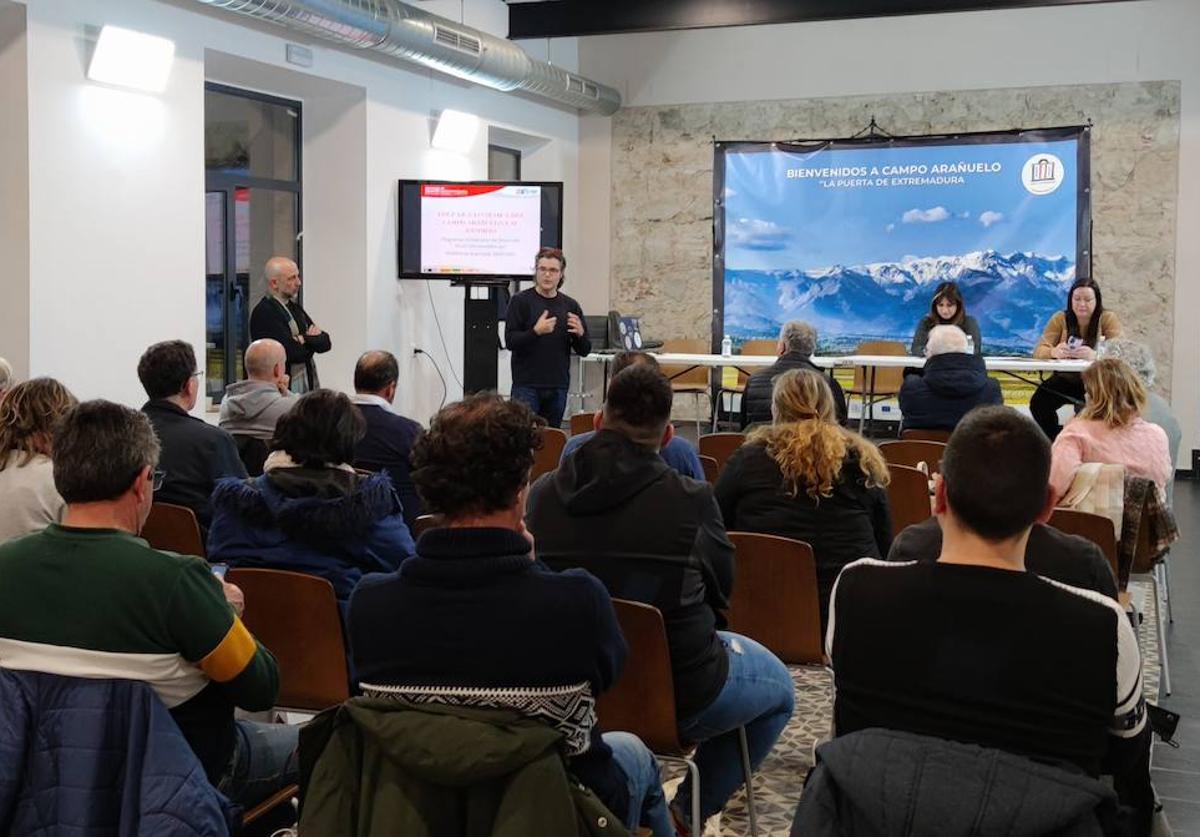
[738, 725, 758, 837]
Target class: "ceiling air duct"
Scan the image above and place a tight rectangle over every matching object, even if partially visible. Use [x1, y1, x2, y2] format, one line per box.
[190, 0, 621, 115]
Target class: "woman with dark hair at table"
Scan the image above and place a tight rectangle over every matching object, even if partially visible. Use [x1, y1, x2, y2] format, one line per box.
[1030, 278, 1122, 440]
[910, 282, 982, 357]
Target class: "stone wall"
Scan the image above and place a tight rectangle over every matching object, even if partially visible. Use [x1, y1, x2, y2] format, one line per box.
[610, 82, 1180, 395]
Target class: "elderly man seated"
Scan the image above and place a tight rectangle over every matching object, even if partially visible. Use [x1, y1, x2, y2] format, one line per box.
[741, 320, 846, 427]
[219, 339, 298, 441]
[899, 324, 1002, 432]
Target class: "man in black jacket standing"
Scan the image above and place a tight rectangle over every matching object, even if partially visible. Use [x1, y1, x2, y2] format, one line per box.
[527, 364, 794, 832]
[504, 247, 590, 428]
[138, 340, 246, 534]
[740, 320, 846, 427]
[249, 256, 331, 393]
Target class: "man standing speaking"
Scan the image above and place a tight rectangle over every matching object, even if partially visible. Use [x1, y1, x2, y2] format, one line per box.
[249, 256, 331, 393]
[504, 247, 590, 428]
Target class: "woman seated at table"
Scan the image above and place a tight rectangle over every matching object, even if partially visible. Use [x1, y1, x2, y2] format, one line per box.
[208, 389, 415, 615]
[1049, 357, 1172, 503]
[1031, 278, 1121, 439]
[714, 368, 892, 630]
[910, 282, 982, 357]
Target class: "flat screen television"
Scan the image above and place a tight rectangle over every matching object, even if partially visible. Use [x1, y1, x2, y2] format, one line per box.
[398, 180, 564, 280]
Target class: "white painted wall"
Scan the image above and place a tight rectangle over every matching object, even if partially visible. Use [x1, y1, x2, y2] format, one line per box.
[11, 0, 581, 426]
[576, 0, 1200, 464]
[0, 2, 29, 380]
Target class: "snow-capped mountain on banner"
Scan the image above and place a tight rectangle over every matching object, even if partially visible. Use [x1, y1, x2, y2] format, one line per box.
[723, 249, 1074, 355]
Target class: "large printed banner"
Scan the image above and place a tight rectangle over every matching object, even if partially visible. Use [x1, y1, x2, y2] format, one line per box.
[715, 129, 1090, 354]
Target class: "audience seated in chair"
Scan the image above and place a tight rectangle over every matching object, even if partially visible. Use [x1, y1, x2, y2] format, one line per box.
[218, 338, 298, 442]
[740, 320, 846, 428]
[717, 368, 891, 631]
[898, 325, 1002, 432]
[562, 351, 704, 481]
[1098, 339, 1182, 506]
[347, 394, 672, 835]
[208, 389, 414, 617]
[138, 340, 247, 534]
[828, 406, 1153, 834]
[527, 363, 795, 832]
[351, 350, 426, 529]
[0, 400, 296, 808]
[0, 378, 76, 542]
[1049, 358, 1172, 504]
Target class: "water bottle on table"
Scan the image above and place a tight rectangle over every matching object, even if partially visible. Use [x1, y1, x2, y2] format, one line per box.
[721, 335, 732, 357]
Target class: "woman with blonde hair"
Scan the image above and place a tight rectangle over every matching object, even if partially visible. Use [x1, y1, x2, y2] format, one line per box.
[1049, 357, 1172, 502]
[0, 377, 78, 541]
[715, 368, 892, 628]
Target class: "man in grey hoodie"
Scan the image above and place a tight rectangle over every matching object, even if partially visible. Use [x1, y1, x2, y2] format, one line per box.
[218, 339, 297, 441]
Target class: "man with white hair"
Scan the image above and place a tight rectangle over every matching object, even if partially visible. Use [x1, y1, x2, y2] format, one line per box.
[898, 325, 1001, 431]
[249, 256, 331, 392]
[218, 339, 298, 441]
[740, 320, 846, 427]
[1099, 338, 1181, 504]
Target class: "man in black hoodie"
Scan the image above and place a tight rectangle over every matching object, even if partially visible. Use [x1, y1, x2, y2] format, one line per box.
[527, 364, 795, 831]
[899, 325, 1002, 432]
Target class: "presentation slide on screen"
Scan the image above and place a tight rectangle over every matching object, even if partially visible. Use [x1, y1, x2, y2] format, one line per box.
[420, 184, 542, 275]
[720, 134, 1083, 354]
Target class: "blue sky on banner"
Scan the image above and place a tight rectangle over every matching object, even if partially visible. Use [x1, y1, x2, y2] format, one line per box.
[723, 138, 1078, 271]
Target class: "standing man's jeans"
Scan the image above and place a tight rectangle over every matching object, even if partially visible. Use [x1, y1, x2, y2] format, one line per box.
[603, 731, 675, 837]
[219, 720, 301, 809]
[511, 385, 569, 429]
[673, 632, 795, 824]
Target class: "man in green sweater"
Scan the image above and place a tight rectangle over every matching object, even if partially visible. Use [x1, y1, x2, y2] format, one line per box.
[0, 400, 297, 808]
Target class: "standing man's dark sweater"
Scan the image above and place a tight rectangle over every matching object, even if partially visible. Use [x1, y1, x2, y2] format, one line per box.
[348, 526, 628, 816]
[505, 249, 590, 428]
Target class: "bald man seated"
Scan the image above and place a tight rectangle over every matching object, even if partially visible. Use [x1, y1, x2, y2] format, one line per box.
[249, 256, 331, 393]
[219, 339, 298, 442]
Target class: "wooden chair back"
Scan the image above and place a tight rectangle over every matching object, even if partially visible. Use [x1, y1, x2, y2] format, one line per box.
[142, 502, 206, 558]
[659, 339, 711, 389]
[225, 568, 350, 711]
[900, 428, 951, 443]
[1048, 508, 1119, 581]
[698, 455, 719, 484]
[879, 440, 947, 474]
[727, 532, 823, 664]
[412, 514, 442, 538]
[698, 432, 745, 474]
[569, 411, 596, 436]
[596, 599, 687, 755]
[886, 463, 934, 538]
[732, 339, 778, 387]
[531, 427, 568, 481]
[847, 340, 907, 396]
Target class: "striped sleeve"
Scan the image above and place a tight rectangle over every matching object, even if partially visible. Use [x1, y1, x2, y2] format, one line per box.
[168, 560, 280, 711]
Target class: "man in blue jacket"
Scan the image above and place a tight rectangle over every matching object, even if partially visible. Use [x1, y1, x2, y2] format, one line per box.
[898, 325, 1002, 432]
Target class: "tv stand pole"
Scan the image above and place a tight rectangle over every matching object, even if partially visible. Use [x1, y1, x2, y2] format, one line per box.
[455, 278, 509, 395]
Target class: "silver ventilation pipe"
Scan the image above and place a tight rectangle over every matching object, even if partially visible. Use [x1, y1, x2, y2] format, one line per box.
[190, 0, 621, 115]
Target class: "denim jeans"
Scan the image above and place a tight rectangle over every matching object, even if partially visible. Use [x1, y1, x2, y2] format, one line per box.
[510, 385, 569, 429]
[603, 731, 675, 837]
[673, 632, 795, 822]
[218, 720, 301, 809]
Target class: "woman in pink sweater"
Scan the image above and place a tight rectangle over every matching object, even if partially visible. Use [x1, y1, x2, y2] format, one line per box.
[1049, 358, 1172, 502]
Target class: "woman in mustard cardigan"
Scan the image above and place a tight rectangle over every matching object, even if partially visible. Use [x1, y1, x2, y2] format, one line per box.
[1030, 278, 1121, 439]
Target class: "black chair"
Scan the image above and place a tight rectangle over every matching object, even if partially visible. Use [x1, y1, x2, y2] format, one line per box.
[232, 435, 269, 477]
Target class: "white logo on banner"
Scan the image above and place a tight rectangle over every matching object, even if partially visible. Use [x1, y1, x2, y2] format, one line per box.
[1022, 154, 1065, 195]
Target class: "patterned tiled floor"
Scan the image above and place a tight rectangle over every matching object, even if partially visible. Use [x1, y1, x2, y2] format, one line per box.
[694, 580, 1166, 836]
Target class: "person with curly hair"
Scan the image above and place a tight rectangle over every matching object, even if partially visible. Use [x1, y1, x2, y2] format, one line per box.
[347, 394, 674, 835]
[0, 377, 77, 542]
[715, 367, 892, 629]
[207, 389, 414, 614]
